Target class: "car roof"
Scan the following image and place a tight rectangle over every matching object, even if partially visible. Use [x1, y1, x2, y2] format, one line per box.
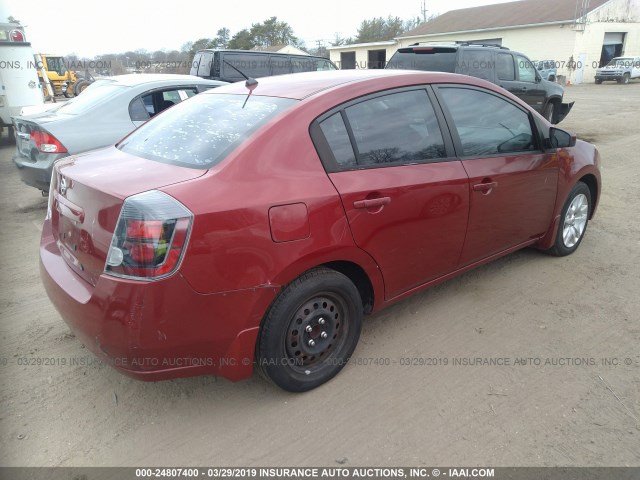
[204, 69, 494, 100]
[98, 74, 225, 87]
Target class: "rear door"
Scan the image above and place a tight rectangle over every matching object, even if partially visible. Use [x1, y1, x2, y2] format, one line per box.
[311, 87, 469, 300]
[434, 85, 558, 265]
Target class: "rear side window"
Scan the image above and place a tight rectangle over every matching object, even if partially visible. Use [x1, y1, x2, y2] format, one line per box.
[319, 113, 356, 168]
[320, 89, 446, 168]
[439, 87, 536, 157]
[497, 53, 515, 81]
[460, 50, 494, 81]
[222, 53, 271, 80]
[119, 93, 296, 168]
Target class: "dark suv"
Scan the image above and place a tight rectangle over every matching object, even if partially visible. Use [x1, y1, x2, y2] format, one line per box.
[386, 43, 573, 124]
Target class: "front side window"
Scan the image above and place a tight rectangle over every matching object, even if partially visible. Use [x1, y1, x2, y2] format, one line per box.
[344, 89, 446, 166]
[119, 93, 296, 168]
[439, 87, 536, 157]
[516, 55, 536, 82]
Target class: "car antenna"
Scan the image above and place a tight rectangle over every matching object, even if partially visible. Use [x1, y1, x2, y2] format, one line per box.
[223, 60, 258, 108]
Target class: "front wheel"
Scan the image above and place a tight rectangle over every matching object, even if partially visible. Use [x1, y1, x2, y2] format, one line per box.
[256, 268, 363, 392]
[595, 79, 602, 84]
[620, 73, 630, 85]
[546, 182, 591, 256]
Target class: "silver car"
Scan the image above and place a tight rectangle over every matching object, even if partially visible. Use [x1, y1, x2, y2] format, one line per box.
[13, 74, 226, 193]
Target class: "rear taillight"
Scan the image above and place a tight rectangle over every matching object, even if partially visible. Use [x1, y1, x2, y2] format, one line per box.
[105, 191, 193, 280]
[30, 130, 68, 153]
[10, 30, 24, 42]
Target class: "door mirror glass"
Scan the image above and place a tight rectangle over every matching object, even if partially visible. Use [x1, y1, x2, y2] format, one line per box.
[549, 127, 576, 148]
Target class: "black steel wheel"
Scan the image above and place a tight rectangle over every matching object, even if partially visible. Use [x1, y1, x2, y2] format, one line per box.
[256, 268, 362, 392]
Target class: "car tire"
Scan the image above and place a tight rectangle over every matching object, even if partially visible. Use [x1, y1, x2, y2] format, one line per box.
[595, 79, 602, 84]
[256, 267, 363, 392]
[546, 182, 591, 257]
[620, 73, 630, 85]
[543, 102, 555, 123]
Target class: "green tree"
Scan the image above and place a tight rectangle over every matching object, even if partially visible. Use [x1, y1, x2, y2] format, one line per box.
[228, 17, 301, 50]
[215, 28, 230, 49]
[228, 29, 254, 50]
[354, 16, 405, 43]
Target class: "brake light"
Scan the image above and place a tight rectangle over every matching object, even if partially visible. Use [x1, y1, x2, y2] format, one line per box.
[30, 130, 68, 153]
[10, 30, 24, 42]
[105, 191, 193, 280]
[413, 47, 433, 51]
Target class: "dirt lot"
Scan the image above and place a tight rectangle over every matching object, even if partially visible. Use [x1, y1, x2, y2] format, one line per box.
[0, 84, 639, 468]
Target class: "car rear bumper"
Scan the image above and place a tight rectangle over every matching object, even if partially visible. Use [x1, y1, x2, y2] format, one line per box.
[39, 220, 278, 382]
[13, 151, 63, 192]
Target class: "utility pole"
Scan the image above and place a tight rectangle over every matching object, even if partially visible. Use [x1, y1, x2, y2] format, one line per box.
[421, 0, 428, 22]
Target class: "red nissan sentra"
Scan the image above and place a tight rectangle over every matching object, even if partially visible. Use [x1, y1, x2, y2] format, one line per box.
[40, 70, 601, 392]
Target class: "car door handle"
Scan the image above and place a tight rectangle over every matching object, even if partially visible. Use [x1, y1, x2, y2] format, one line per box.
[472, 181, 498, 192]
[353, 197, 391, 209]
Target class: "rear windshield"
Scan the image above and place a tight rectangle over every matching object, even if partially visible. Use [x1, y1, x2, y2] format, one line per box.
[55, 82, 124, 114]
[386, 48, 457, 72]
[118, 93, 296, 168]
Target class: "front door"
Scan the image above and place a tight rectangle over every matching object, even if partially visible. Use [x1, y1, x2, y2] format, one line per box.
[435, 85, 558, 265]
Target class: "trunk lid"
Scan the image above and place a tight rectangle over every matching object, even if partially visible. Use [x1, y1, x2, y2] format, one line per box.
[51, 146, 205, 285]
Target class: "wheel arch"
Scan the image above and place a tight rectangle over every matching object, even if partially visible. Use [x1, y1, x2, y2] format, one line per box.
[578, 173, 599, 218]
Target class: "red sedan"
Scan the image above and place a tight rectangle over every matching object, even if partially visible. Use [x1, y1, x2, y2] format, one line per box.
[40, 70, 601, 392]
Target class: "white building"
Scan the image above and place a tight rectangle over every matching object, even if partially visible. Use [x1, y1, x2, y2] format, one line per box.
[329, 0, 640, 83]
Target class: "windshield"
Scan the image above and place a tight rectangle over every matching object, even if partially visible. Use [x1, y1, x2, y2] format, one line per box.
[56, 82, 125, 114]
[608, 58, 636, 67]
[118, 93, 297, 168]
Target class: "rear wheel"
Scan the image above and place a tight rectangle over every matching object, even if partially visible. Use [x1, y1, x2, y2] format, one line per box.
[595, 79, 602, 84]
[256, 268, 363, 392]
[546, 182, 591, 257]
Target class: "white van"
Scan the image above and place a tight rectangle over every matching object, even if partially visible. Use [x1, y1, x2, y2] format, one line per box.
[0, 23, 44, 141]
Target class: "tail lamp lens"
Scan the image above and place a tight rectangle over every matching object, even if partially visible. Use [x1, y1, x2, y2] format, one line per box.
[30, 130, 68, 153]
[105, 191, 193, 280]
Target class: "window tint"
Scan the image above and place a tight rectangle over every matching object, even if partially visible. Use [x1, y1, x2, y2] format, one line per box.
[344, 89, 446, 166]
[386, 48, 457, 72]
[319, 113, 356, 168]
[460, 50, 493, 81]
[497, 53, 515, 81]
[270, 56, 291, 76]
[223, 53, 271, 80]
[439, 87, 536, 157]
[129, 98, 150, 121]
[119, 93, 296, 168]
[516, 55, 536, 82]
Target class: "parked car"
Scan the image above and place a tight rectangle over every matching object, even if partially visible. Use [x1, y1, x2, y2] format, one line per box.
[13, 74, 226, 193]
[190, 49, 338, 82]
[386, 43, 573, 124]
[595, 56, 640, 84]
[40, 70, 601, 392]
[535, 60, 557, 82]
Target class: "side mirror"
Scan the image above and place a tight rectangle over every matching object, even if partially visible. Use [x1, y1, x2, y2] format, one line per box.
[548, 127, 576, 148]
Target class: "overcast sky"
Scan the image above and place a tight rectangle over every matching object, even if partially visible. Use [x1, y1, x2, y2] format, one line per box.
[1, 0, 512, 57]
